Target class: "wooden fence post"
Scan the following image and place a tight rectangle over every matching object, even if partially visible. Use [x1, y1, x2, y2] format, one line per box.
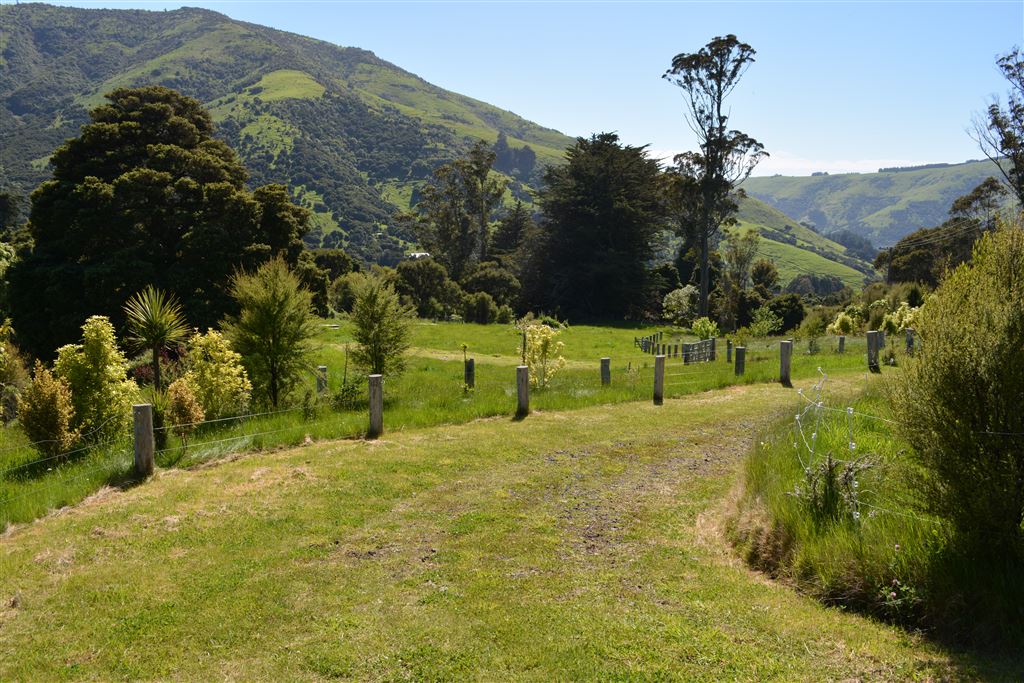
[133, 403, 155, 478]
[464, 358, 475, 389]
[867, 331, 880, 373]
[838, 335, 845, 354]
[316, 365, 328, 395]
[653, 355, 665, 406]
[905, 328, 915, 356]
[710, 337, 717, 361]
[726, 339, 733, 363]
[735, 347, 746, 376]
[516, 365, 530, 417]
[368, 374, 383, 438]
[779, 340, 793, 387]
[600, 357, 610, 386]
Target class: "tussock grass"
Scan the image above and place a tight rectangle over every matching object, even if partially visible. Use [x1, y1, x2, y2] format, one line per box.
[730, 385, 1024, 652]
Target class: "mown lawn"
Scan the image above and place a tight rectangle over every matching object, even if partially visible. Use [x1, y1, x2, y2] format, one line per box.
[0, 377, 1015, 680]
[0, 322, 871, 529]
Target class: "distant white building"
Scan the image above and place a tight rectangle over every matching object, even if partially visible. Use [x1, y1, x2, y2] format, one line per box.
[408, 252, 432, 260]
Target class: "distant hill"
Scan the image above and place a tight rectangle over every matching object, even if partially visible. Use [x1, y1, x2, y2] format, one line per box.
[0, 3, 574, 263]
[733, 196, 874, 289]
[741, 159, 1003, 247]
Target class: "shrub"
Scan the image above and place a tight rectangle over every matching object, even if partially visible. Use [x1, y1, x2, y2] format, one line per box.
[166, 378, 204, 446]
[767, 293, 806, 332]
[17, 361, 80, 458]
[523, 323, 566, 388]
[0, 320, 29, 423]
[495, 305, 515, 324]
[350, 274, 414, 377]
[749, 306, 782, 338]
[890, 221, 1024, 551]
[662, 285, 697, 326]
[691, 316, 719, 340]
[826, 311, 855, 336]
[184, 331, 251, 420]
[882, 301, 918, 334]
[53, 316, 137, 443]
[222, 258, 319, 408]
[462, 291, 499, 324]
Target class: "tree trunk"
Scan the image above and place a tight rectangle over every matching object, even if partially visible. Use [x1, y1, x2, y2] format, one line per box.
[699, 229, 710, 316]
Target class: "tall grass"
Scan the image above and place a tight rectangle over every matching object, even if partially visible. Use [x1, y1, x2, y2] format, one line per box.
[729, 385, 1024, 649]
[2, 322, 871, 529]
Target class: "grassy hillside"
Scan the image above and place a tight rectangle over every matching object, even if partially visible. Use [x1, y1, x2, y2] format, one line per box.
[733, 196, 875, 288]
[742, 160, 1004, 246]
[3, 376, 1014, 679]
[0, 3, 574, 262]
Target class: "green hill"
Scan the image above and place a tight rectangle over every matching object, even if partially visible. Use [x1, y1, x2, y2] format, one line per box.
[741, 160, 1004, 247]
[732, 196, 874, 288]
[0, 3, 574, 263]
[1, 3, 876, 283]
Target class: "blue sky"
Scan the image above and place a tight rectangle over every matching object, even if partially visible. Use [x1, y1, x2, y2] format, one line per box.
[36, 0, 1024, 176]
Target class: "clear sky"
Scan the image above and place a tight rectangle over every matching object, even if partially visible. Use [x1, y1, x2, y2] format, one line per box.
[32, 0, 1024, 176]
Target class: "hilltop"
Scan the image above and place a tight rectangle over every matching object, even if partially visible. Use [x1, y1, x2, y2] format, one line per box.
[742, 159, 1003, 246]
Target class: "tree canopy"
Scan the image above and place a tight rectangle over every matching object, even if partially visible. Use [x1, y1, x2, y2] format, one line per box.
[663, 35, 767, 316]
[527, 133, 665, 320]
[8, 86, 309, 357]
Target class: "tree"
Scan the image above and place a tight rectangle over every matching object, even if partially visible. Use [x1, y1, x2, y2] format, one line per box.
[717, 229, 760, 330]
[182, 330, 252, 420]
[8, 86, 309, 358]
[17, 362, 79, 459]
[350, 275, 414, 377]
[222, 259, 319, 408]
[460, 261, 521, 308]
[751, 258, 779, 298]
[972, 48, 1024, 204]
[492, 200, 533, 256]
[528, 133, 666, 319]
[123, 286, 190, 393]
[412, 141, 507, 280]
[395, 257, 462, 318]
[664, 35, 768, 316]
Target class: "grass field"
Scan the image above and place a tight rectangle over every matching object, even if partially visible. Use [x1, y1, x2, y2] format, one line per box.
[0, 323, 870, 530]
[2, 375, 1017, 680]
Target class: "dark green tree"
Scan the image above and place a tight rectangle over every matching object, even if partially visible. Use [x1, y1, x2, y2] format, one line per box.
[395, 257, 462, 318]
[750, 258, 779, 298]
[663, 35, 768, 316]
[8, 86, 309, 357]
[529, 133, 666, 319]
[973, 47, 1024, 204]
[460, 261, 521, 308]
[492, 200, 533, 256]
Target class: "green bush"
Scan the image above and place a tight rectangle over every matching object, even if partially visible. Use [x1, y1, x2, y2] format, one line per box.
[462, 291, 499, 324]
[890, 222, 1024, 551]
[350, 274, 414, 377]
[166, 378, 204, 445]
[17, 361, 80, 458]
[53, 316, 137, 443]
[662, 285, 697, 326]
[183, 330, 252, 420]
[691, 316, 719, 340]
[222, 259, 319, 409]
